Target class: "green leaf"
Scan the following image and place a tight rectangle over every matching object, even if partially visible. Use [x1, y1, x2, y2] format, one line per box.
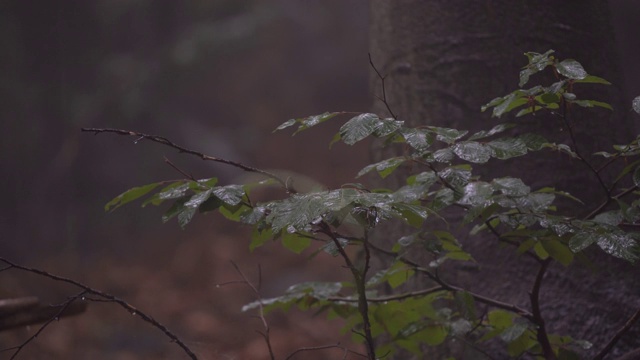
[158, 182, 191, 200]
[401, 128, 435, 152]
[212, 184, 245, 206]
[491, 94, 528, 118]
[593, 210, 623, 226]
[249, 227, 273, 251]
[487, 309, 514, 329]
[281, 230, 312, 254]
[105, 182, 162, 211]
[374, 118, 405, 136]
[418, 326, 448, 346]
[556, 59, 587, 80]
[454, 291, 477, 320]
[519, 50, 555, 86]
[575, 75, 611, 85]
[275, 112, 339, 134]
[569, 231, 598, 253]
[219, 203, 250, 222]
[533, 241, 549, 259]
[541, 238, 574, 266]
[558, 348, 581, 360]
[394, 203, 429, 228]
[439, 166, 472, 189]
[338, 113, 404, 145]
[429, 127, 468, 144]
[596, 233, 639, 262]
[357, 157, 406, 178]
[634, 166, 640, 188]
[492, 177, 530, 196]
[452, 141, 492, 163]
[431, 148, 455, 163]
[488, 138, 528, 159]
[468, 123, 515, 141]
[519, 133, 548, 151]
[572, 99, 613, 110]
[500, 322, 529, 342]
[459, 182, 493, 207]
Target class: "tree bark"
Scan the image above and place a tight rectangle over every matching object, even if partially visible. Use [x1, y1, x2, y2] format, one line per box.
[370, 1, 640, 358]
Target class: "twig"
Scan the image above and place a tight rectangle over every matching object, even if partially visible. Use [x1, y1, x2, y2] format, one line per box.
[164, 156, 195, 181]
[592, 307, 640, 360]
[285, 343, 368, 360]
[369, 53, 398, 120]
[560, 101, 609, 198]
[81, 127, 294, 193]
[0, 257, 197, 360]
[365, 242, 534, 319]
[328, 286, 444, 303]
[228, 262, 275, 360]
[2, 292, 86, 359]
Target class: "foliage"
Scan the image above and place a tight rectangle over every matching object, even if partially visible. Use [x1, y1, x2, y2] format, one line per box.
[107, 50, 640, 359]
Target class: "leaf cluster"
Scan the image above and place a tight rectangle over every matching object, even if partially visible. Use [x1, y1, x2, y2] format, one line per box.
[105, 51, 640, 359]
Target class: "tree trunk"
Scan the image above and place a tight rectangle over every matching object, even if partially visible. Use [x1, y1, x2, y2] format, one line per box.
[370, 1, 640, 358]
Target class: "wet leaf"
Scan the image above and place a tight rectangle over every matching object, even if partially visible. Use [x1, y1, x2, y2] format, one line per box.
[105, 182, 162, 211]
[358, 157, 406, 178]
[556, 59, 587, 80]
[452, 141, 492, 163]
[488, 138, 528, 159]
[633, 96, 640, 114]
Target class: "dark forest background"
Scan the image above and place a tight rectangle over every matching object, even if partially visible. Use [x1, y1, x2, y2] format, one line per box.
[0, 1, 638, 359]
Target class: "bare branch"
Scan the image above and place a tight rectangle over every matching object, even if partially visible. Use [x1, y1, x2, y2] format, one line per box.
[81, 127, 294, 193]
[228, 262, 276, 360]
[0, 257, 197, 360]
[285, 343, 368, 360]
[592, 307, 640, 360]
[2, 292, 86, 359]
[369, 53, 398, 120]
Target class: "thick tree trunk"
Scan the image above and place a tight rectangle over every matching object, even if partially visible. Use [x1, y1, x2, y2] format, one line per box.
[370, 1, 640, 358]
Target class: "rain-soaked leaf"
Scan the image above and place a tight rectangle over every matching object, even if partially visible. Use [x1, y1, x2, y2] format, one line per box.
[275, 112, 339, 134]
[492, 177, 530, 197]
[338, 114, 404, 145]
[469, 123, 515, 141]
[633, 96, 640, 115]
[556, 59, 587, 80]
[452, 141, 492, 163]
[488, 138, 528, 159]
[358, 157, 406, 178]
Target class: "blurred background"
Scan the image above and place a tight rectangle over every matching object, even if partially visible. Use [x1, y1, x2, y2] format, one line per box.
[1, 1, 639, 359]
[0, 1, 370, 358]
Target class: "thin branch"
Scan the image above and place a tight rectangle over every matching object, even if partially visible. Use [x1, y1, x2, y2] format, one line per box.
[365, 242, 534, 319]
[584, 186, 638, 221]
[592, 307, 640, 360]
[0, 257, 197, 360]
[369, 53, 398, 120]
[285, 343, 368, 360]
[228, 262, 276, 360]
[328, 286, 444, 303]
[164, 156, 195, 181]
[560, 101, 609, 198]
[81, 127, 294, 193]
[3, 292, 86, 359]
